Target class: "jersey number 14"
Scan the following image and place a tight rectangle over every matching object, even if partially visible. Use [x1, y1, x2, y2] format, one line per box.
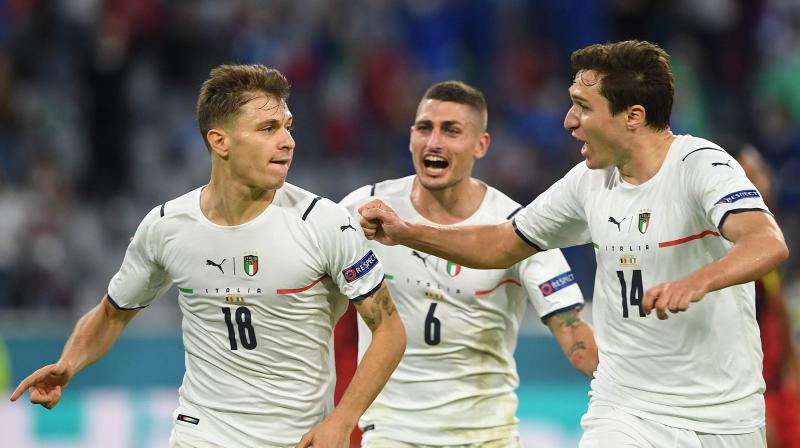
[616, 270, 646, 318]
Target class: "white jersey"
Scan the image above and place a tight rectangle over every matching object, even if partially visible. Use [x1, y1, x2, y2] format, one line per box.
[340, 176, 583, 445]
[108, 182, 384, 447]
[513, 135, 768, 434]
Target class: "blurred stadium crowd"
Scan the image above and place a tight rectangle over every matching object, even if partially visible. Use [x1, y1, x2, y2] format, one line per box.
[0, 0, 799, 326]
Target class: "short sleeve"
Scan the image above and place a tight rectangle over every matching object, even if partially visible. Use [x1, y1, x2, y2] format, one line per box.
[685, 152, 770, 231]
[312, 200, 385, 302]
[338, 184, 373, 213]
[516, 248, 584, 321]
[512, 162, 592, 250]
[107, 206, 172, 310]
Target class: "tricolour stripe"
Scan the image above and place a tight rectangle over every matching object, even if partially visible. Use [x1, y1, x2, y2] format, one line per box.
[475, 278, 522, 296]
[659, 230, 720, 248]
[276, 275, 328, 294]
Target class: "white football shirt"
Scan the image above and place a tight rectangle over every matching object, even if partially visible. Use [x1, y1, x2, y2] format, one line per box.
[108, 182, 385, 447]
[340, 176, 584, 445]
[513, 135, 768, 433]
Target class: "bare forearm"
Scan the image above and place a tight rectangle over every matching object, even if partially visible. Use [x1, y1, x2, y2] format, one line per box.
[58, 297, 133, 376]
[687, 233, 787, 294]
[565, 323, 598, 377]
[547, 309, 598, 378]
[331, 318, 405, 428]
[398, 222, 534, 269]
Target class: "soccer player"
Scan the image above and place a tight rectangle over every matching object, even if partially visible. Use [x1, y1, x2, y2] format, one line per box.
[10, 64, 406, 448]
[359, 41, 789, 447]
[338, 81, 597, 447]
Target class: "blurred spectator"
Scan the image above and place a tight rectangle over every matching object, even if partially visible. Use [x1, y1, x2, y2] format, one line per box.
[736, 144, 800, 448]
[0, 0, 797, 324]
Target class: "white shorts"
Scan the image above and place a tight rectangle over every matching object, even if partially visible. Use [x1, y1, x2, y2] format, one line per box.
[361, 435, 522, 448]
[169, 423, 223, 448]
[579, 401, 766, 448]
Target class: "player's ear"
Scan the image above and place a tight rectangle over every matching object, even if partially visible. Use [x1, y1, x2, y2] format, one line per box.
[207, 128, 230, 158]
[626, 105, 646, 130]
[474, 132, 490, 160]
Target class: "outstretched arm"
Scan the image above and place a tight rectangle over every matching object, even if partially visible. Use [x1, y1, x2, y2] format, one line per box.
[295, 282, 405, 448]
[544, 308, 598, 377]
[10, 295, 139, 408]
[643, 211, 788, 320]
[359, 199, 538, 269]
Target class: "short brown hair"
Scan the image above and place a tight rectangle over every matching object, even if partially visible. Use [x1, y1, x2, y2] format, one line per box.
[197, 64, 290, 150]
[421, 81, 488, 131]
[571, 40, 674, 130]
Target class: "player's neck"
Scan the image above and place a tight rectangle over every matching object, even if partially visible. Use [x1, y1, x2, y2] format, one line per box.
[617, 130, 675, 185]
[200, 175, 277, 226]
[410, 177, 487, 225]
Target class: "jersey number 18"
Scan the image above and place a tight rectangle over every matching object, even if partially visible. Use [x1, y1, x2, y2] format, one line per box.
[222, 307, 258, 350]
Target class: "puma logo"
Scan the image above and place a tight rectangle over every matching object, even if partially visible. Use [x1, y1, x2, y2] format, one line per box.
[712, 160, 732, 168]
[340, 218, 356, 232]
[608, 216, 626, 232]
[411, 250, 429, 267]
[206, 258, 226, 274]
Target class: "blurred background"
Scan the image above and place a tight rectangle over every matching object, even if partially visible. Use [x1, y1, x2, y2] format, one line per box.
[0, 0, 799, 446]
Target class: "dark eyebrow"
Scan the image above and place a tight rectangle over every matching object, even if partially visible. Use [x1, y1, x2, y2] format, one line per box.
[570, 93, 589, 104]
[256, 119, 280, 128]
[440, 120, 463, 128]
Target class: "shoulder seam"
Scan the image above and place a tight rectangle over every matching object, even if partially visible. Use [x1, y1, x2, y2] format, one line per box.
[302, 196, 322, 221]
[506, 206, 523, 220]
[681, 147, 725, 162]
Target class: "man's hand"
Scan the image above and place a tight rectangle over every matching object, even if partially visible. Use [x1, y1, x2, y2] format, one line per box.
[10, 363, 72, 409]
[643, 279, 708, 320]
[358, 199, 409, 246]
[294, 415, 352, 448]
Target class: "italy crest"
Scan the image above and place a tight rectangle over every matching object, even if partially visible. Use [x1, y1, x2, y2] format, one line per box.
[638, 210, 651, 234]
[243, 255, 259, 276]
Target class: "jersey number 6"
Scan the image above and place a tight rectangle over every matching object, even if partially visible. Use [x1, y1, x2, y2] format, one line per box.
[425, 303, 441, 345]
[222, 307, 258, 350]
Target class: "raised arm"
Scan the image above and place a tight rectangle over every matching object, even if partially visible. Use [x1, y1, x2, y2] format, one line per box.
[643, 211, 788, 320]
[10, 295, 139, 408]
[295, 282, 405, 448]
[544, 308, 598, 377]
[359, 199, 537, 269]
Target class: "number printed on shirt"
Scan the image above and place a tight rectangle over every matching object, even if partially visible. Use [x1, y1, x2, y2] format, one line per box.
[222, 306, 258, 350]
[424, 302, 441, 345]
[617, 270, 646, 318]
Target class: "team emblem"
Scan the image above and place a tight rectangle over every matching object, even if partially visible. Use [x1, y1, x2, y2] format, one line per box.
[446, 261, 461, 277]
[638, 210, 651, 234]
[243, 255, 259, 276]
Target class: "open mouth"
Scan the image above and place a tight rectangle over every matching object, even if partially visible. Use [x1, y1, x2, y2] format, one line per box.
[423, 155, 449, 170]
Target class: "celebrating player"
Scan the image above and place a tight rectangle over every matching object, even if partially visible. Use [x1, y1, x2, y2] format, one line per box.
[11, 64, 406, 448]
[360, 41, 788, 447]
[338, 80, 597, 447]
